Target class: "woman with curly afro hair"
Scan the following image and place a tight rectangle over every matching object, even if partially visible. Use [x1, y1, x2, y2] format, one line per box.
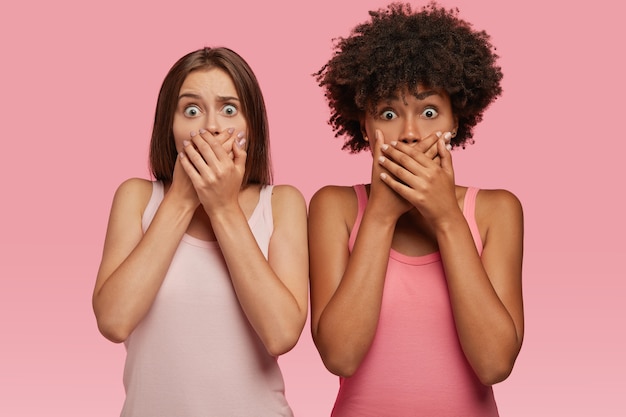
[308, 3, 524, 416]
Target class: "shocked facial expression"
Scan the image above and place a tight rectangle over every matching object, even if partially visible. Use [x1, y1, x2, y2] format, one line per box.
[172, 68, 247, 153]
[361, 85, 457, 146]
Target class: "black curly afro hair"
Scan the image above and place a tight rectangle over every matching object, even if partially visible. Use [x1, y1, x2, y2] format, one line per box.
[315, 1, 503, 152]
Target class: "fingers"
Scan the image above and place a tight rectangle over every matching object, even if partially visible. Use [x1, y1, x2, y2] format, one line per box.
[232, 134, 247, 170]
[391, 131, 452, 161]
[372, 130, 390, 180]
[437, 137, 454, 175]
[184, 128, 238, 169]
[378, 130, 455, 184]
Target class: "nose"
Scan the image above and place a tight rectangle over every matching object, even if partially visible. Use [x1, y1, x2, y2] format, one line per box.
[399, 117, 421, 145]
[204, 112, 221, 136]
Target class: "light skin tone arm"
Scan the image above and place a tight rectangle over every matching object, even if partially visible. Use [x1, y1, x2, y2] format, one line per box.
[179, 130, 309, 356]
[309, 132, 442, 377]
[93, 157, 200, 343]
[379, 135, 524, 385]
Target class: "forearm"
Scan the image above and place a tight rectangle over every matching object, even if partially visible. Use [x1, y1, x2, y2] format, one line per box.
[94, 195, 195, 342]
[436, 215, 521, 384]
[314, 209, 395, 376]
[210, 206, 306, 356]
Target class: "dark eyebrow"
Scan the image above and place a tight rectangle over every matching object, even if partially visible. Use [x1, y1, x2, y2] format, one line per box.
[413, 90, 440, 100]
[178, 92, 202, 101]
[216, 95, 240, 102]
[383, 89, 440, 104]
[177, 93, 240, 102]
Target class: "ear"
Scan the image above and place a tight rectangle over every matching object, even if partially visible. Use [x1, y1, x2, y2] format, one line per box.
[359, 117, 369, 142]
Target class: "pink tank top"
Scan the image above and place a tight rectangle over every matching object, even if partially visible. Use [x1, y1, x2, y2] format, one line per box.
[121, 182, 293, 417]
[331, 185, 498, 417]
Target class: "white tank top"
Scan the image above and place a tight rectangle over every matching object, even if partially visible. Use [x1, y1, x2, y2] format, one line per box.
[121, 181, 293, 417]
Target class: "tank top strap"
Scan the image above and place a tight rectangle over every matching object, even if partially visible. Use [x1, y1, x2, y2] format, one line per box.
[250, 184, 274, 232]
[348, 184, 368, 251]
[141, 181, 164, 233]
[462, 186, 483, 255]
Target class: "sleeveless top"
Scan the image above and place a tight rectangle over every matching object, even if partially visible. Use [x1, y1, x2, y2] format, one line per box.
[121, 181, 293, 417]
[331, 185, 499, 417]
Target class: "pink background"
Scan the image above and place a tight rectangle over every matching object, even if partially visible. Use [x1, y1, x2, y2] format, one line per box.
[1, 0, 624, 415]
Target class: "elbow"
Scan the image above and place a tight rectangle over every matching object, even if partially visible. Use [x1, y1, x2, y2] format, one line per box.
[263, 328, 303, 357]
[264, 312, 309, 356]
[476, 367, 512, 386]
[94, 313, 131, 344]
[312, 331, 363, 377]
[472, 332, 523, 386]
[474, 356, 517, 386]
[315, 343, 361, 377]
[265, 338, 296, 357]
[98, 325, 128, 344]
[323, 356, 359, 378]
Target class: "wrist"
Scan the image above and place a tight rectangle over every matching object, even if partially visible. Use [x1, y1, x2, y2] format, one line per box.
[362, 204, 400, 228]
[203, 201, 245, 223]
[432, 210, 467, 239]
[162, 191, 199, 215]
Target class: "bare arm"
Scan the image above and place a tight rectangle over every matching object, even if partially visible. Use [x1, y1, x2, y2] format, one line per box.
[209, 185, 309, 356]
[309, 185, 397, 377]
[92, 166, 199, 342]
[436, 189, 524, 385]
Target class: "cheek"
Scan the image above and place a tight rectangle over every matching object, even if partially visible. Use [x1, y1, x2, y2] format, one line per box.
[172, 117, 190, 152]
[365, 121, 401, 143]
[235, 116, 248, 135]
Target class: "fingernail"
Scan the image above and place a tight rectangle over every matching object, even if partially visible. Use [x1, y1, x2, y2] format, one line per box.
[228, 127, 235, 134]
[436, 131, 442, 138]
[375, 130, 382, 141]
[380, 173, 387, 180]
[381, 144, 388, 151]
[190, 131, 197, 137]
[199, 128, 207, 134]
[237, 138, 247, 148]
[446, 144, 452, 151]
[237, 131, 244, 139]
[179, 151, 186, 159]
[183, 140, 190, 147]
[390, 141, 397, 147]
[378, 156, 385, 163]
[443, 132, 452, 141]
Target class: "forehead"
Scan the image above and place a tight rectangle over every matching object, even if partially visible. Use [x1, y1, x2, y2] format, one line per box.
[384, 84, 447, 101]
[179, 67, 238, 97]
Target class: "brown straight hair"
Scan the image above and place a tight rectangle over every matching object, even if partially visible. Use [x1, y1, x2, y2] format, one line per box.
[149, 47, 272, 186]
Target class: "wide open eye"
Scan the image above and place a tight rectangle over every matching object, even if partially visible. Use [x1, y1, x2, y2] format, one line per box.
[222, 104, 238, 116]
[183, 105, 201, 117]
[420, 107, 439, 119]
[381, 110, 397, 120]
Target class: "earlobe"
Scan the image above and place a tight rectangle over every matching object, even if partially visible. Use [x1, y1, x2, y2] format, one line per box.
[359, 119, 369, 142]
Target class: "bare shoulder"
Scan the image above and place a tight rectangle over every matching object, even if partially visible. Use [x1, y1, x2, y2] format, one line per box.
[476, 189, 523, 216]
[309, 185, 356, 212]
[309, 185, 359, 234]
[270, 184, 307, 225]
[271, 184, 306, 206]
[110, 177, 154, 215]
[475, 188, 524, 238]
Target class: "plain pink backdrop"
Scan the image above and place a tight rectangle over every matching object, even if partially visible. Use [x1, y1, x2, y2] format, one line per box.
[1, 0, 624, 415]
